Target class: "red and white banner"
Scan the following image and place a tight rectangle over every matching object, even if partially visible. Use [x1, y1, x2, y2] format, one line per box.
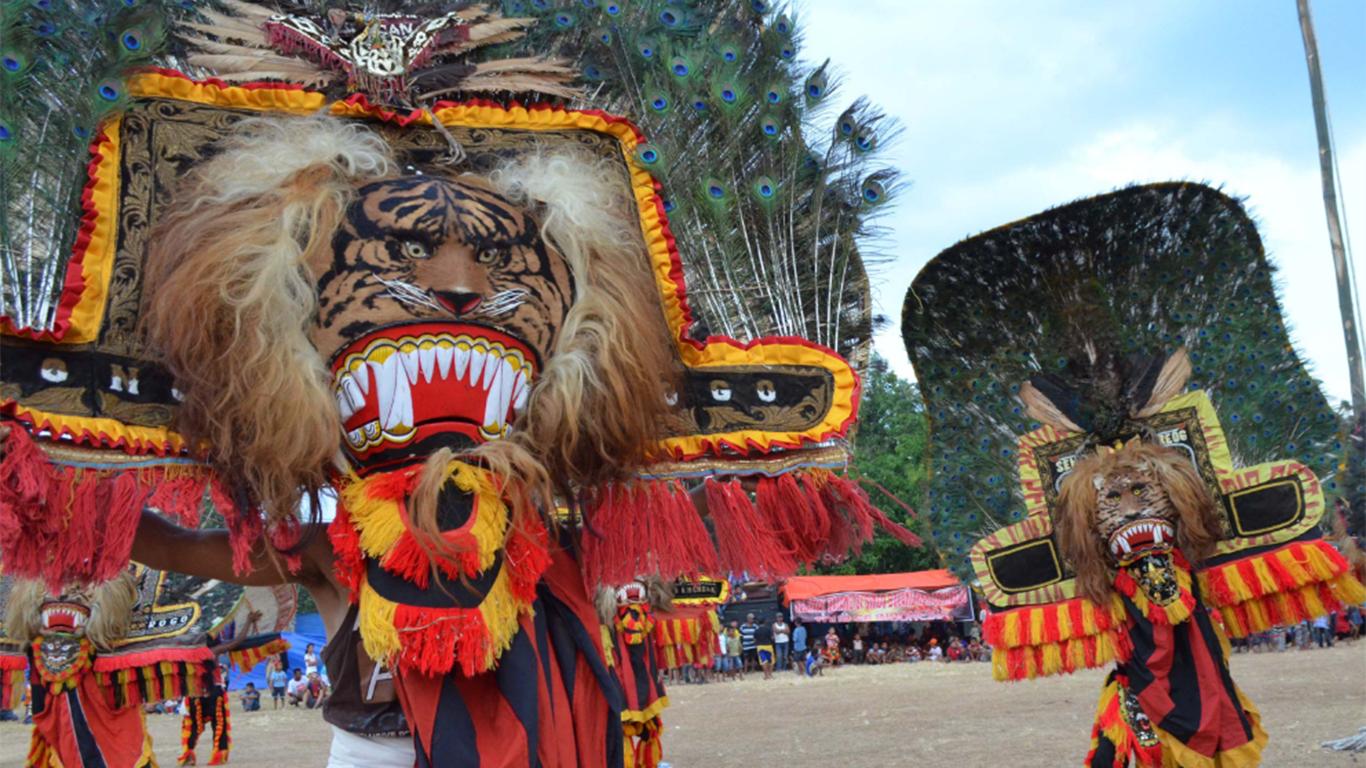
[790, 586, 970, 623]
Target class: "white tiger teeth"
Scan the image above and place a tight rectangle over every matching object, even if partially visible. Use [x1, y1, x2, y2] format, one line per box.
[335, 331, 536, 449]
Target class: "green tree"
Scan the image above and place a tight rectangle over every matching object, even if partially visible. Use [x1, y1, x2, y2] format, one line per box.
[816, 355, 941, 575]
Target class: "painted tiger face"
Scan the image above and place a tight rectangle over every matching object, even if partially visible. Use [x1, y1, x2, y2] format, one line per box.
[307, 174, 574, 470]
[1093, 463, 1177, 565]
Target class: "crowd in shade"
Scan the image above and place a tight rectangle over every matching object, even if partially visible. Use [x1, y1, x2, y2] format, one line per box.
[662, 612, 992, 686]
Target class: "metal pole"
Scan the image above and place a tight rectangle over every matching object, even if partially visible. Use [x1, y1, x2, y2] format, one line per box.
[1297, 0, 1366, 417]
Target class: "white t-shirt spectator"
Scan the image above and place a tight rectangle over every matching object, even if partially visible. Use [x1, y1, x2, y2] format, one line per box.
[773, 621, 790, 645]
[287, 676, 309, 697]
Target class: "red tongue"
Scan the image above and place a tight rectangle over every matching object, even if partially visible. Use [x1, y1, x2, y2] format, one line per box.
[45, 611, 76, 631]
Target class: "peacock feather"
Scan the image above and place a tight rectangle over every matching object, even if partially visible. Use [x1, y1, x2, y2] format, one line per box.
[902, 183, 1342, 574]
[492, 0, 901, 366]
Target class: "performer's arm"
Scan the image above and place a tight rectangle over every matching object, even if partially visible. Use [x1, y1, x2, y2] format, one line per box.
[131, 509, 330, 589]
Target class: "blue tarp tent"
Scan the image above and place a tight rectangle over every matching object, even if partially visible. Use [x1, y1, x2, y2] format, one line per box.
[225, 612, 328, 691]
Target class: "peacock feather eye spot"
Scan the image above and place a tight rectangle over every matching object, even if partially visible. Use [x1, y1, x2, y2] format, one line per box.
[723, 51, 737, 62]
[581, 0, 596, 6]
[599, 32, 611, 44]
[121, 31, 142, 50]
[36, 21, 57, 35]
[839, 121, 854, 135]
[605, 3, 621, 15]
[640, 46, 654, 58]
[98, 84, 120, 101]
[0, 124, 11, 141]
[721, 88, 736, 102]
[642, 149, 658, 163]
[766, 90, 781, 104]
[659, 10, 678, 25]
[708, 184, 725, 199]
[691, 99, 707, 111]
[662, 199, 675, 212]
[780, 46, 795, 58]
[752, 0, 767, 12]
[651, 97, 667, 111]
[554, 12, 575, 27]
[672, 62, 689, 76]
[72, 124, 89, 139]
[2, 56, 20, 72]
[532, 0, 550, 8]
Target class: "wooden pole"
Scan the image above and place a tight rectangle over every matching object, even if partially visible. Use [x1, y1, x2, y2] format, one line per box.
[1297, 0, 1365, 418]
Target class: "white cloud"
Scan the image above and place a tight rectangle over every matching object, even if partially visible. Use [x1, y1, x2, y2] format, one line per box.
[795, 1, 1366, 405]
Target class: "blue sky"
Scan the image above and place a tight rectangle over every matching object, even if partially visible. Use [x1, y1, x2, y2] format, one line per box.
[799, 0, 1366, 404]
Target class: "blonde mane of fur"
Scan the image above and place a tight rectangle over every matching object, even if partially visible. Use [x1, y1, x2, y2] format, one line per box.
[144, 114, 673, 524]
[1053, 442, 1221, 606]
[5, 572, 138, 648]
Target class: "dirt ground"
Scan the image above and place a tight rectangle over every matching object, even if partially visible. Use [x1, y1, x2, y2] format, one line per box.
[1, 644, 1362, 767]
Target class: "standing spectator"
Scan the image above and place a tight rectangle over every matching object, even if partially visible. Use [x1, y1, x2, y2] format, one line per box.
[724, 621, 744, 680]
[754, 620, 775, 680]
[286, 668, 309, 706]
[739, 613, 759, 672]
[772, 613, 791, 674]
[791, 619, 808, 672]
[267, 660, 288, 709]
[851, 633, 865, 664]
[239, 683, 261, 712]
[304, 642, 320, 676]
[1312, 614, 1333, 648]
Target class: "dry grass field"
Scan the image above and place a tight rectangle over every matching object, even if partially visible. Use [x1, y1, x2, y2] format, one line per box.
[1, 643, 1361, 767]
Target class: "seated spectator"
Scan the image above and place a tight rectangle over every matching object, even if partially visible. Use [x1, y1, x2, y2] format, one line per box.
[966, 638, 984, 661]
[240, 682, 261, 712]
[305, 671, 328, 709]
[906, 645, 922, 662]
[927, 638, 944, 661]
[946, 637, 965, 662]
[286, 668, 308, 706]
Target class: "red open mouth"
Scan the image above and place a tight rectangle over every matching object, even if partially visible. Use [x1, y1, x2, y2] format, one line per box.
[40, 601, 90, 633]
[1107, 519, 1175, 563]
[330, 322, 536, 467]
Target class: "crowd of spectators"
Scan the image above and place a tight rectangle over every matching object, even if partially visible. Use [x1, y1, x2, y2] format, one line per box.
[1229, 606, 1362, 653]
[672, 612, 993, 685]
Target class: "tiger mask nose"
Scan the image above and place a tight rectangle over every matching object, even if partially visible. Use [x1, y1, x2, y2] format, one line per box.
[435, 290, 483, 315]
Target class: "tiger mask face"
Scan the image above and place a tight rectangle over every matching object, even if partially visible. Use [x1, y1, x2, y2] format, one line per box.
[309, 174, 575, 470]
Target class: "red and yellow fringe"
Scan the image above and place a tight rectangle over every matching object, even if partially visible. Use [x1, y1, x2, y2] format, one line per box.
[335, 461, 549, 677]
[226, 635, 290, 674]
[655, 611, 721, 670]
[92, 647, 215, 709]
[0, 652, 25, 710]
[1198, 539, 1366, 638]
[983, 596, 1131, 681]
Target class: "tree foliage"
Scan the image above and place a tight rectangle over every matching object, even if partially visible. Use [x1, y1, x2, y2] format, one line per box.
[816, 355, 941, 575]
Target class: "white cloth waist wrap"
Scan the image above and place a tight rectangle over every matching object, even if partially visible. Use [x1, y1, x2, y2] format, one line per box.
[326, 725, 415, 768]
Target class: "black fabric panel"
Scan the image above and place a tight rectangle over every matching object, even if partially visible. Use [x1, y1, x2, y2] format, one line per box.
[986, 538, 1065, 599]
[1089, 733, 1117, 768]
[532, 604, 555, 719]
[365, 553, 502, 608]
[1228, 480, 1304, 536]
[1158, 621, 1202, 743]
[66, 689, 110, 768]
[539, 587, 625, 768]
[494, 627, 540, 768]
[426, 673, 480, 768]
